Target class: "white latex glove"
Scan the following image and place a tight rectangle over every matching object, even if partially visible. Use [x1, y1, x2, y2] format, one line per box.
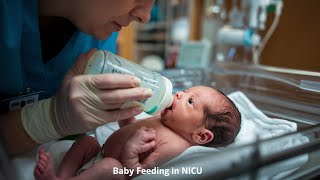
[22, 49, 152, 143]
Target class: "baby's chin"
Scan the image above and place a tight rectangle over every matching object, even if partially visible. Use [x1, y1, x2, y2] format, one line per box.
[160, 109, 171, 120]
[160, 111, 170, 122]
[159, 117, 171, 129]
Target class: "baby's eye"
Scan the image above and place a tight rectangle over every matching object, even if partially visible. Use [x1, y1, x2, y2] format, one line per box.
[188, 98, 194, 105]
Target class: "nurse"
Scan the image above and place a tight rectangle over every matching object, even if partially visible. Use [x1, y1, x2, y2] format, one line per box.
[0, 0, 155, 155]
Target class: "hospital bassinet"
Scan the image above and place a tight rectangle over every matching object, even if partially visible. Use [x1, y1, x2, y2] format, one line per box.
[158, 62, 320, 179]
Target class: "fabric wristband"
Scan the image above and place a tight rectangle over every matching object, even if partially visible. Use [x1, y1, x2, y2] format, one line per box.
[21, 98, 61, 144]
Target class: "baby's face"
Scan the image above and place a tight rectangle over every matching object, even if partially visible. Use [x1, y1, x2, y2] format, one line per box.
[161, 86, 227, 136]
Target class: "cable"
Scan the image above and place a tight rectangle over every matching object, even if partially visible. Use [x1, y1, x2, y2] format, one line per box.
[253, 1, 283, 64]
[253, 14, 281, 64]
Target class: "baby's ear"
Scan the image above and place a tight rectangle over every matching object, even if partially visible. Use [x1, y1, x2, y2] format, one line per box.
[192, 129, 214, 145]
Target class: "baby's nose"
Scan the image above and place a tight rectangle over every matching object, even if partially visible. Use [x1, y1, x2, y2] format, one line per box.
[175, 91, 183, 99]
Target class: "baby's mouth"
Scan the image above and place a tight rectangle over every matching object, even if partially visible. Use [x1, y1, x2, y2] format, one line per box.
[162, 103, 173, 116]
[166, 98, 175, 111]
[162, 98, 174, 115]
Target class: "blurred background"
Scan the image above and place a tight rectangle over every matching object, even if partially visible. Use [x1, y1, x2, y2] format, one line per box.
[117, 0, 320, 72]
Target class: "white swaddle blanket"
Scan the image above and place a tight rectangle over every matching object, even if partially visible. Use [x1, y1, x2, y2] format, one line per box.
[12, 91, 308, 180]
[228, 91, 297, 146]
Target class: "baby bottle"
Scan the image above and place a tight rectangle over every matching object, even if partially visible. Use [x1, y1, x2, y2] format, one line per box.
[84, 50, 173, 115]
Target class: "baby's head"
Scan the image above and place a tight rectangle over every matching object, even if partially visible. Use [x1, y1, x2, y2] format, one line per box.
[161, 86, 241, 147]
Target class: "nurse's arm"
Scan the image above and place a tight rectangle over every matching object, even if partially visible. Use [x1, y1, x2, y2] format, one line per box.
[0, 109, 38, 156]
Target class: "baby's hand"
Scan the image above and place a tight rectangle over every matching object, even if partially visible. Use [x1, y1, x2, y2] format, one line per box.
[121, 126, 156, 169]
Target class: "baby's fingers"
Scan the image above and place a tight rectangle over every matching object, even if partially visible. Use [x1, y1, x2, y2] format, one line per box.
[137, 127, 156, 142]
[140, 140, 156, 153]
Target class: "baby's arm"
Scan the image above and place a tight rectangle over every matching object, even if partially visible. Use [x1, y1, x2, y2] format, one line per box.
[121, 126, 156, 169]
[140, 141, 186, 169]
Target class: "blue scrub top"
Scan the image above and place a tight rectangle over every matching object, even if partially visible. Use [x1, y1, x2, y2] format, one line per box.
[0, 0, 118, 98]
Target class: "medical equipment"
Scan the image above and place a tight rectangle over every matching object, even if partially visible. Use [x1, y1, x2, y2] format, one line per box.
[214, 0, 283, 64]
[176, 40, 211, 68]
[85, 50, 173, 115]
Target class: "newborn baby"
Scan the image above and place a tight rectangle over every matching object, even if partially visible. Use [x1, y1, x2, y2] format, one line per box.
[34, 86, 241, 180]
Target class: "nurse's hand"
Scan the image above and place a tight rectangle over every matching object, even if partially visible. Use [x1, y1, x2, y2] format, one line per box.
[21, 49, 152, 143]
[53, 49, 153, 136]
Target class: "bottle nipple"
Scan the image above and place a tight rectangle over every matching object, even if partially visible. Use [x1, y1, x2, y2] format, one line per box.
[149, 76, 173, 115]
[166, 95, 174, 108]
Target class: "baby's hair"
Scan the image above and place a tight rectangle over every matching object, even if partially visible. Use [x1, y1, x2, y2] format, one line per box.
[203, 90, 241, 147]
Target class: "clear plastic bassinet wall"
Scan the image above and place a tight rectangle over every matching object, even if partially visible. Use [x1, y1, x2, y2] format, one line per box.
[160, 62, 320, 179]
[161, 62, 320, 128]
